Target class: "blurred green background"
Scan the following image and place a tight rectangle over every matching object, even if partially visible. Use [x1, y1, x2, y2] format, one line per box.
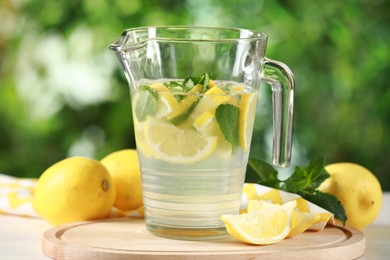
[0, 0, 389, 190]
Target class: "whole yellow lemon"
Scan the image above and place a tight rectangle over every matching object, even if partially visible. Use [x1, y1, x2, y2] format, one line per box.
[33, 157, 116, 226]
[101, 149, 143, 211]
[318, 162, 382, 229]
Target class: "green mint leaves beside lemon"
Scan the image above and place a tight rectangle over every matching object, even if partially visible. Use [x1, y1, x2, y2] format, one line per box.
[248, 156, 347, 224]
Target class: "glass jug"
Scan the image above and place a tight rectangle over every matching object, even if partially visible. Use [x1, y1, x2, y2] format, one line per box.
[110, 26, 294, 240]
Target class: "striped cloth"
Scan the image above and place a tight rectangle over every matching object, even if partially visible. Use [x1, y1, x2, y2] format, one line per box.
[0, 174, 333, 230]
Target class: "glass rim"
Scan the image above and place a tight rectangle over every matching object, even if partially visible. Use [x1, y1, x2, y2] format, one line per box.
[126, 25, 266, 39]
[110, 26, 268, 52]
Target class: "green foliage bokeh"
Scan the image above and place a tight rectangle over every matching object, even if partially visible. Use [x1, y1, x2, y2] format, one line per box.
[0, 0, 389, 190]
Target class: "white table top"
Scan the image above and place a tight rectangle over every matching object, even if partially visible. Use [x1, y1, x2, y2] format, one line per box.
[1, 194, 389, 259]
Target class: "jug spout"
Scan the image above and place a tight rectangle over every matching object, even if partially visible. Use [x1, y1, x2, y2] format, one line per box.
[109, 30, 148, 52]
[109, 29, 152, 90]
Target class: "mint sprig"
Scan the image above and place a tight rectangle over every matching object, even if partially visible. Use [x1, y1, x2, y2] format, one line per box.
[163, 72, 210, 101]
[282, 156, 329, 193]
[248, 156, 347, 224]
[165, 72, 211, 93]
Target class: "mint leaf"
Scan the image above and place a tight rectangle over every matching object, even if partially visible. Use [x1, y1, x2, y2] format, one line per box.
[198, 72, 210, 92]
[282, 156, 325, 193]
[134, 85, 158, 122]
[282, 166, 310, 193]
[302, 190, 347, 224]
[182, 77, 195, 92]
[215, 104, 239, 151]
[182, 72, 210, 92]
[164, 81, 182, 88]
[248, 158, 280, 188]
[164, 81, 183, 92]
[311, 169, 330, 190]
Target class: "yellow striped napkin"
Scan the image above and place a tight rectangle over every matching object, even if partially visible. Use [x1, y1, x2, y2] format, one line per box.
[0, 174, 39, 218]
[0, 174, 333, 230]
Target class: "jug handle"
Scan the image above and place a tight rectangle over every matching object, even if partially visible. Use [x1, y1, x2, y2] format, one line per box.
[262, 57, 295, 168]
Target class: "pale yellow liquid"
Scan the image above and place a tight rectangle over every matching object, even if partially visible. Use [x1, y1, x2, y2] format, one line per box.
[132, 79, 258, 239]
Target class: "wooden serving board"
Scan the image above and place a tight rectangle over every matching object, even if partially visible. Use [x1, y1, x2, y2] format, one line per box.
[42, 218, 365, 260]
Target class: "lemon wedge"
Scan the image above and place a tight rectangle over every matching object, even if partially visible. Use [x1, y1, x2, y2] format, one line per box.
[221, 200, 296, 245]
[247, 199, 279, 212]
[247, 199, 322, 238]
[144, 118, 217, 164]
[239, 92, 258, 152]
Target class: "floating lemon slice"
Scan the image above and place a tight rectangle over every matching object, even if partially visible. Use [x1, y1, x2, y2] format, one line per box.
[221, 200, 296, 245]
[144, 118, 217, 164]
[239, 92, 258, 152]
[134, 128, 154, 158]
[166, 84, 202, 121]
[150, 83, 179, 117]
[189, 86, 231, 121]
[208, 79, 217, 88]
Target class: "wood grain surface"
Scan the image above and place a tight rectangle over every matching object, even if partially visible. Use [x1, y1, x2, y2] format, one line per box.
[42, 218, 365, 260]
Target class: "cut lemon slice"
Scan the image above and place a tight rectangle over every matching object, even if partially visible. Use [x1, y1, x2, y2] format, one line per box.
[208, 80, 217, 88]
[221, 200, 296, 245]
[144, 119, 217, 164]
[166, 84, 202, 121]
[189, 86, 231, 121]
[239, 92, 258, 152]
[150, 83, 179, 117]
